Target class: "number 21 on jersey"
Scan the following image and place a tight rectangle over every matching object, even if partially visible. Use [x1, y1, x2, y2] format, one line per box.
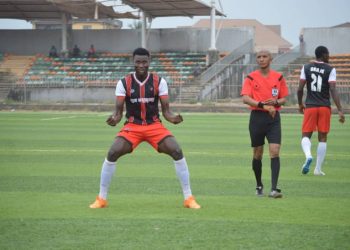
[311, 73, 322, 92]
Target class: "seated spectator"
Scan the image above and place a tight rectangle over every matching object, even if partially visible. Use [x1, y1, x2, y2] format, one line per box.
[193, 64, 202, 77]
[72, 44, 81, 58]
[88, 44, 96, 58]
[49, 45, 58, 58]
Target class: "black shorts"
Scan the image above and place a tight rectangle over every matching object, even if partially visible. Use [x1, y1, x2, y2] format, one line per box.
[249, 110, 281, 147]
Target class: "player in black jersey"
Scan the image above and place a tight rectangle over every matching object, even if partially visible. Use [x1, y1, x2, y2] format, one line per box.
[89, 48, 200, 209]
[297, 46, 345, 176]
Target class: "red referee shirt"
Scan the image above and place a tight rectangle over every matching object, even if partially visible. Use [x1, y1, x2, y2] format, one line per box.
[241, 70, 289, 111]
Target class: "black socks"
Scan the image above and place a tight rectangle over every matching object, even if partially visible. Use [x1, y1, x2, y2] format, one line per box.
[252, 158, 263, 187]
[271, 157, 280, 191]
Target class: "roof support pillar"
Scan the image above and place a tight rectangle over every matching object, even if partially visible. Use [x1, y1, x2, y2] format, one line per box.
[207, 0, 219, 66]
[61, 13, 68, 52]
[141, 11, 147, 48]
[209, 0, 216, 50]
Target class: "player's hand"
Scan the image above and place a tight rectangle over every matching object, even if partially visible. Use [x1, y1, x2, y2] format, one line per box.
[298, 104, 305, 114]
[338, 111, 345, 123]
[263, 105, 276, 118]
[106, 115, 118, 126]
[171, 114, 183, 124]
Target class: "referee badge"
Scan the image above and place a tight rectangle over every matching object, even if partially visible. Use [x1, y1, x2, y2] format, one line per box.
[272, 87, 279, 97]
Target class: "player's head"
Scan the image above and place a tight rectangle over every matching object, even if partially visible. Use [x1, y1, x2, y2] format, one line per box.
[315, 46, 329, 63]
[133, 47, 150, 58]
[256, 50, 272, 70]
[133, 47, 150, 77]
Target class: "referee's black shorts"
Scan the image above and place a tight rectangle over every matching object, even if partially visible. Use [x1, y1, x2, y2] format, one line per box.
[249, 110, 281, 147]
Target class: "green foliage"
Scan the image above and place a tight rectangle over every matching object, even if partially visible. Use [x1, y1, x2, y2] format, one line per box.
[0, 112, 349, 249]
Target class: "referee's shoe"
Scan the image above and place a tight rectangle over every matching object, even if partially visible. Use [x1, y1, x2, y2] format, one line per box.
[268, 189, 283, 198]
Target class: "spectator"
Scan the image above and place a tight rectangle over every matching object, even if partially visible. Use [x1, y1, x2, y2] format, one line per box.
[193, 64, 202, 77]
[87, 44, 96, 58]
[299, 30, 305, 56]
[72, 44, 81, 58]
[49, 45, 58, 58]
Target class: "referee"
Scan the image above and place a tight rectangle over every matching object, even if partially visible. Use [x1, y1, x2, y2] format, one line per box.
[241, 50, 289, 198]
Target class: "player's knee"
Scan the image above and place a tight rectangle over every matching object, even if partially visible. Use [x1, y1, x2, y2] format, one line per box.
[170, 148, 183, 161]
[107, 148, 128, 162]
[107, 149, 118, 162]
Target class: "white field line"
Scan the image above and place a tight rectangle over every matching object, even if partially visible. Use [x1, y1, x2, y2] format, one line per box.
[2, 149, 349, 158]
[40, 113, 109, 121]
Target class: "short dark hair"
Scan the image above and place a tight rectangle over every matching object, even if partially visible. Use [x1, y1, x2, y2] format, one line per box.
[315, 46, 329, 59]
[133, 47, 150, 57]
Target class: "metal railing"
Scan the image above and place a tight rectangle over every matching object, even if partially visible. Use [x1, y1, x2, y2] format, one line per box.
[8, 63, 350, 105]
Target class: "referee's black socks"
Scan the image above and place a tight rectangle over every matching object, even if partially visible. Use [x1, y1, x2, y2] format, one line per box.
[252, 159, 263, 187]
[271, 157, 280, 191]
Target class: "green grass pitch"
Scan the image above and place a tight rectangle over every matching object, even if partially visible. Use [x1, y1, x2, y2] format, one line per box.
[0, 111, 349, 249]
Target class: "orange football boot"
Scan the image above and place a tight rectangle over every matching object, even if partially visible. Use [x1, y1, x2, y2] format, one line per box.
[184, 196, 201, 209]
[89, 196, 108, 208]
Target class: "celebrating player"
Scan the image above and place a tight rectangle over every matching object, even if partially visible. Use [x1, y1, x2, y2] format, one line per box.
[89, 47, 200, 209]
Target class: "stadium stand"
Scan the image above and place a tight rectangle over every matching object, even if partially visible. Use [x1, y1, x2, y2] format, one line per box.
[21, 52, 207, 87]
[0, 53, 17, 100]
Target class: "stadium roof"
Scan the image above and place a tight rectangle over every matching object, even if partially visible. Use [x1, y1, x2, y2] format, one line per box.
[121, 0, 225, 18]
[0, 0, 138, 20]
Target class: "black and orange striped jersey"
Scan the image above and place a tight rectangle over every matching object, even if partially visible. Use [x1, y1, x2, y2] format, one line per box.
[118, 73, 166, 125]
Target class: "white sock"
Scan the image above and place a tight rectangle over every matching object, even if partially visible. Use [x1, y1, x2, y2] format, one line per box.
[98, 158, 116, 200]
[174, 158, 192, 199]
[315, 142, 327, 172]
[301, 137, 312, 159]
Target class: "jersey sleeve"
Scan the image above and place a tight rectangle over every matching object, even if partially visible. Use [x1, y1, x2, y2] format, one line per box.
[240, 77, 252, 96]
[279, 76, 289, 98]
[158, 77, 168, 96]
[329, 68, 336, 82]
[115, 80, 126, 97]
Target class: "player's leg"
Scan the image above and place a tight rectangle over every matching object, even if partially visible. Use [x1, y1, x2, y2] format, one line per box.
[90, 137, 132, 208]
[314, 132, 327, 175]
[301, 108, 317, 174]
[314, 107, 331, 176]
[158, 136, 200, 209]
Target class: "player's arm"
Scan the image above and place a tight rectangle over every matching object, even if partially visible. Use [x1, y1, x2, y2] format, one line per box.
[297, 80, 306, 114]
[297, 66, 307, 114]
[106, 96, 125, 126]
[160, 96, 183, 124]
[329, 83, 345, 123]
